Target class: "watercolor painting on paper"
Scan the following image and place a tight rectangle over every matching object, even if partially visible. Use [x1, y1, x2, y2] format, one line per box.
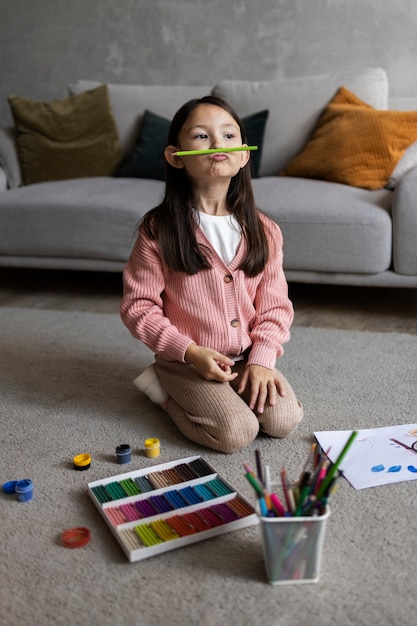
[314, 423, 417, 490]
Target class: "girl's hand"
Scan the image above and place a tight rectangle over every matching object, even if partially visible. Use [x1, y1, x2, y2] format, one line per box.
[185, 344, 238, 382]
[237, 364, 286, 413]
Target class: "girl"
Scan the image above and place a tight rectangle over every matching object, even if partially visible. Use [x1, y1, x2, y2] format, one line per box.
[120, 95, 303, 453]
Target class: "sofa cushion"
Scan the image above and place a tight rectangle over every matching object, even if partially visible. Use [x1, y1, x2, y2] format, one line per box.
[115, 108, 269, 180]
[212, 67, 388, 177]
[0, 165, 7, 191]
[280, 87, 417, 190]
[391, 167, 417, 275]
[252, 177, 392, 274]
[387, 98, 417, 190]
[386, 141, 417, 189]
[68, 81, 211, 155]
[0, 127, 22, 188]
[8, 86, 124, 185]
[0, 177, 164, 263]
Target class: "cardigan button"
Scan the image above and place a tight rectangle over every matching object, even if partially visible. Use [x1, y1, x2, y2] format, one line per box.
[230, 319, 239, 328]
[224, 274, 233, 283]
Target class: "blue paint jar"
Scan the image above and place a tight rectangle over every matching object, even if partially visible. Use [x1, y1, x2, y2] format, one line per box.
[15, 479, 34, 502]
[116, 444, 131, 464]
[2, 480, 17, 494]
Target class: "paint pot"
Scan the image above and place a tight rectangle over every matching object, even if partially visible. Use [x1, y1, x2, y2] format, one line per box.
[62, 526, 91, 549]
[73, 453, 91, 471]
[2, 480, 17, 494]
[116, 444, 132, 464]
[144, 438, 160, 458]
[15, 479, 34, 503]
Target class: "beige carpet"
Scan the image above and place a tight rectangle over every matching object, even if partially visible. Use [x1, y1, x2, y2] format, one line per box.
[0, 307, 416, 626]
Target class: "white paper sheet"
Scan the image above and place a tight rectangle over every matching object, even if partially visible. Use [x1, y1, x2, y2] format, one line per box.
[314, 423, 417, 490]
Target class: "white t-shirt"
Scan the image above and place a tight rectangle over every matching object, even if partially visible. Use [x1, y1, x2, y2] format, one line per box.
[197, 211, 241, 265]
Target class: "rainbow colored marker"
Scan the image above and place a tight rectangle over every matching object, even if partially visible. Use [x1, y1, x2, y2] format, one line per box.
[172, 146, 258, 156]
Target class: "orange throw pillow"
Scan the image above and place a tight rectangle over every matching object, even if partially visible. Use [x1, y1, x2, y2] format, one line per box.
[280, 86, 417, 190]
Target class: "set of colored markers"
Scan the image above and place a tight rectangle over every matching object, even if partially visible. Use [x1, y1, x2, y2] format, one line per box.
[244, 430, 358, 518]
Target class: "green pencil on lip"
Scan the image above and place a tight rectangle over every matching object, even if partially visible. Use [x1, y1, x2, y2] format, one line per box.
[172, 146, 258, 156]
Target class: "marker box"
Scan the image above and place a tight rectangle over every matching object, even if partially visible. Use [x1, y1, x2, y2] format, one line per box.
[258, 504, 330, 585]
[88, 455, 258, 562]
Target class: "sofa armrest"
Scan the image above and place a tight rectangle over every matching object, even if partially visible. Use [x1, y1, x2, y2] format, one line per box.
[392, 166, 417, 274]
[0, 127, 22, 188]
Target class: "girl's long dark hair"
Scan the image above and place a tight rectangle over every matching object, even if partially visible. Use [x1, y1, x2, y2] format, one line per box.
[141, 95, 268, 276]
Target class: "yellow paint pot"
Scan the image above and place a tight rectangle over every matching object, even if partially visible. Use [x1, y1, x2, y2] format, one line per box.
[73, 453, 91, 471]
[144, 438, 160, 458]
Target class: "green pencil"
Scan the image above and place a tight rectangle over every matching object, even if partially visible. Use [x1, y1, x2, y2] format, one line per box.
[315, 430, 358, 501]
[172, 146, 258, 156]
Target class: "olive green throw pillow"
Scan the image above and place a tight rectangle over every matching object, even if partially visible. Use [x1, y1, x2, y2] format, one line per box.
[8, 85, 124, 185]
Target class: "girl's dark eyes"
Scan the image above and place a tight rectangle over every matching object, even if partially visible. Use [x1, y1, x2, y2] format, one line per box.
[193, 132, 236, 140]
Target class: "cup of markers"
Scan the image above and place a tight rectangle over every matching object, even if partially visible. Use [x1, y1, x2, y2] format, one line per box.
[245, 431, 358, 585]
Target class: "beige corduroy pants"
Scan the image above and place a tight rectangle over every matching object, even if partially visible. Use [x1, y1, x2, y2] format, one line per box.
[154, 356, 303, 454]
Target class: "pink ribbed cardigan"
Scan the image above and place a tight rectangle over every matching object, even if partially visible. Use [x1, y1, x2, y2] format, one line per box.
[120, 211, 294, 371]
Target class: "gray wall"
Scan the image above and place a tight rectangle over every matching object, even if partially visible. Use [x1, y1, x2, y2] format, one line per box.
[1, 0, 417, 127]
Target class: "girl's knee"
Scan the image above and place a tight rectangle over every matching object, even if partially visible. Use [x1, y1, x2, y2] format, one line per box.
[166, 399, 259, 454]
[216, 416, 259, 454]
[261, 399, 303, 438]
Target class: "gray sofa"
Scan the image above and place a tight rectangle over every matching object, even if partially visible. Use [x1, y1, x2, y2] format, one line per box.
[1, 67, 416, 288]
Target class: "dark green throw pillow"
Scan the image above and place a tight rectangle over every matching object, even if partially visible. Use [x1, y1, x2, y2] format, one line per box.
[116, 110, 169, 180]
[115, 108, 269, 180]
[243, 109, 269, 178]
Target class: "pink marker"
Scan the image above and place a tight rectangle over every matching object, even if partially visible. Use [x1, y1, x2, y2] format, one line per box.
[314, 463, 329, 495]
[270, 492, 286, 517]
